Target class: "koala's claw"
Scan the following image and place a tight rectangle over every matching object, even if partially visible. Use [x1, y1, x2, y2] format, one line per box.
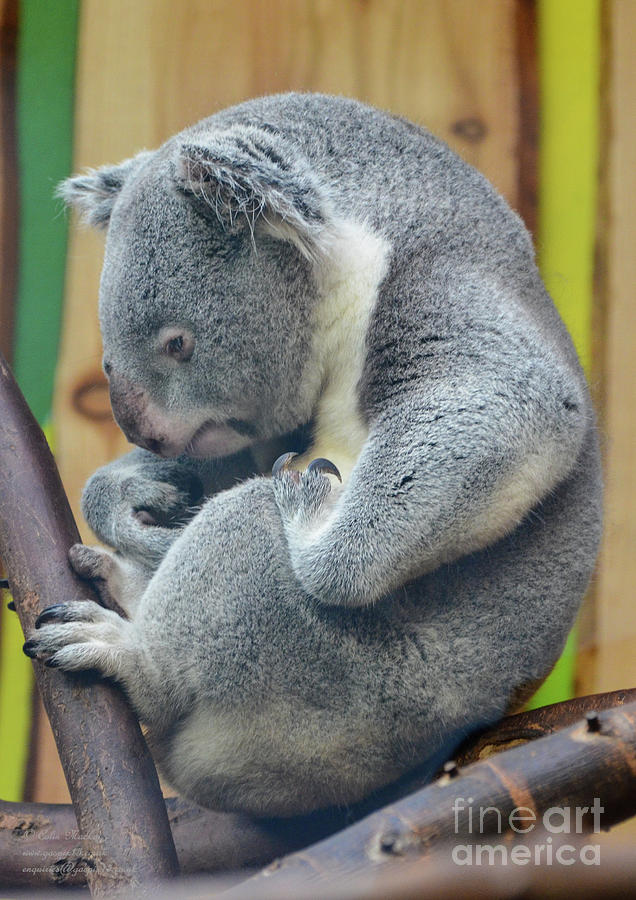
[35, 605, 69, 629]
[272, 452, 341, 485]
[1, 578, 14, 611]
[22, 639, 38, 659]
[306, 458, 342, 483]
[272, 455, 341, 532]
[272, 452, 299, 478]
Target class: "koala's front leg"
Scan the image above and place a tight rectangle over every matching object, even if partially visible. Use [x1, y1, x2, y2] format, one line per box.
[81, 447, 206, 568]
[80, 445, 264, 570]
[274, 367, 588, 607]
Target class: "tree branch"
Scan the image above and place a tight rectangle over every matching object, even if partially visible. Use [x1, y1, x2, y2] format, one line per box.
[0, 352, 178, 895]
[454, 686, 636, 765]
[0, 796, 317, 890]
[1, 687, 634, 890]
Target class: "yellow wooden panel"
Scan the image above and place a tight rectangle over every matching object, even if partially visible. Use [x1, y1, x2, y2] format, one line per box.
[593, 0, 636, 693]
[47, 0, 521, 803]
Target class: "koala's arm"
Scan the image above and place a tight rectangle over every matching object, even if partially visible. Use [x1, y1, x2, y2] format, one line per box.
[276, 298, 588, 607]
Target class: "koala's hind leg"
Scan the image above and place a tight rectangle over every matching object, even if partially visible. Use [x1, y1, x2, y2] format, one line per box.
[24, 600, 136, 676]
[22, 600, 164, 726]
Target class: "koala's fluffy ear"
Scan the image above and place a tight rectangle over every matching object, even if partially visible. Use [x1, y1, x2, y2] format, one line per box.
[175, 126, 335, 264]
[56, 151, 153, 229]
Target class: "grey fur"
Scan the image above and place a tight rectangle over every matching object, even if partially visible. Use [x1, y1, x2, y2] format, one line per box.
[31, 93, 602, 817]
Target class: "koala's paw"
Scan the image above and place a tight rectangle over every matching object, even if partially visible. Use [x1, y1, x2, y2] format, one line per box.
[122, 467, 204, 528]
[272, 452, 341, 527]
[81, 461, 204, 562]
[22, 600, 132, 676]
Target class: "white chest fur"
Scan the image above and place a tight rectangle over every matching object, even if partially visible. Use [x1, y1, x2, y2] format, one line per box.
[298, 220, 391, 481]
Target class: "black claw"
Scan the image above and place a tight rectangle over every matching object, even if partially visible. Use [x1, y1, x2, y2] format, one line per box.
[307, 458, 342, 483]
[45, 657, 61, 668]
[272, 451, 298, 477]
[35, 605, 68, 629]
[0, 578, 9, 590]
[22, 640, 39, 659]
[7, 600, 15, 612]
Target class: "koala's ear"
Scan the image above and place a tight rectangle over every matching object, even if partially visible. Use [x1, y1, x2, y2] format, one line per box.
[175, 127, 335, 264]
[56, 151, 153, 229]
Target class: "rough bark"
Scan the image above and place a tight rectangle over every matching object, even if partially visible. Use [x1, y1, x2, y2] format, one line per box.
[1, 687, 634, 890]
[0, 795, 340, 890]
[0, 353, 178, 895]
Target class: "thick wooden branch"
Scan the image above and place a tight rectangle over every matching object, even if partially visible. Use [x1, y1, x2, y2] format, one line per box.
[0, 795, 345, 890]
[1, 687, 634, 890]
[454, 685, 636, 764]
[0, 353, 178, 895]
[221, 699, 636, 898]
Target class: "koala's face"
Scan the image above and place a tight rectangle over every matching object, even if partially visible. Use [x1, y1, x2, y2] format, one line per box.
[98, 161, 316, 458]
[62, 130, 333, 459]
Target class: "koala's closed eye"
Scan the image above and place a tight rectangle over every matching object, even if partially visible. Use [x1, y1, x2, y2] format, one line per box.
[160, 328, 195, 362]
[167, 335, 184, 356]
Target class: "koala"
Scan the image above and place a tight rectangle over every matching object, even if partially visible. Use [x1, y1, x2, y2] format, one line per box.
[25, 93, 602, 817]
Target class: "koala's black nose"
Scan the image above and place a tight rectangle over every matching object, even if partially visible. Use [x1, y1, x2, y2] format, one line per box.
[119, 428, 167, 456]
[141, 436, 165, 455]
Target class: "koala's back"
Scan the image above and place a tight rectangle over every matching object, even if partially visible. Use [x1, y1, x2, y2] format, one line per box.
[171, 91, 601, 686]
[184, 93, 584, 390]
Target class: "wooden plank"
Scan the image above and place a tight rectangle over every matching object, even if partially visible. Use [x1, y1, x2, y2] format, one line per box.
[48, 0, 523, 805]
[528, 0, 600, 708]
[593, 0, 636, 693]
[516, 0, 538, 237]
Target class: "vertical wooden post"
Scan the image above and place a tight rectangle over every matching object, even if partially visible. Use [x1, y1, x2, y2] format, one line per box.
[594, 0, 636, 694]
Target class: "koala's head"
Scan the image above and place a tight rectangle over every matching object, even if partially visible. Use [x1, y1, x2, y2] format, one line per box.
[59, 124, 337, 459]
